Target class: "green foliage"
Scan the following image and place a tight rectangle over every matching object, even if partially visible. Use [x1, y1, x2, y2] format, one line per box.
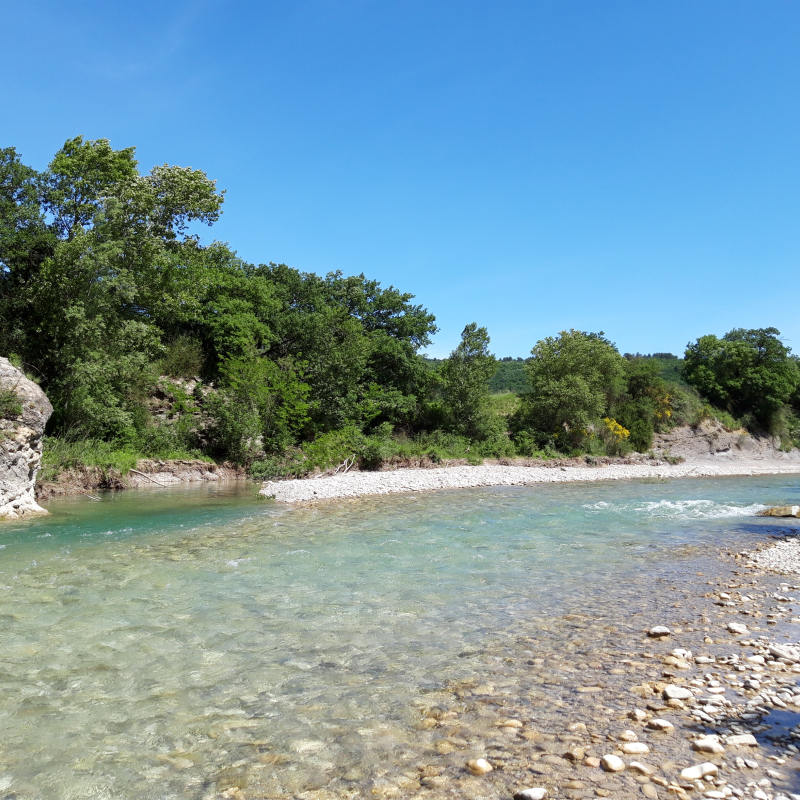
[513, 330, 627, 451]
[439, 323, 499, 439]
[489, 358, 530, 393]
[0, 388, 22, 419]
[205, 356, 310, 462]
[683, 328, 799, 432]
[40, 438, 139, 483]
[159, 336, 204, 378]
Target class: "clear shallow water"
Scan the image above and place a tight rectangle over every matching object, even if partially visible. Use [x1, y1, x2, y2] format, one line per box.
[2, 476, 800, 799]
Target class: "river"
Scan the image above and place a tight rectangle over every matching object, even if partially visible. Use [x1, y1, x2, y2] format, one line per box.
[0, 476, 798, 799]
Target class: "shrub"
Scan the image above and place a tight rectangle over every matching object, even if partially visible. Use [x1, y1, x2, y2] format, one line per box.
[159, 336, 205, 378]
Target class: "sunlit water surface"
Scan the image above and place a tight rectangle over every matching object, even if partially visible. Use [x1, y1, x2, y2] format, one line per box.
[1, 476, 799, 799]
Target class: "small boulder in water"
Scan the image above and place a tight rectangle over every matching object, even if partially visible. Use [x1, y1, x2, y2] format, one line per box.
[514, 789, 547, 800]
[758, 506, 800, 517]
[648, 626, 671, 638]
[727, 622, 748, 635]
[466, 758, 493, 775]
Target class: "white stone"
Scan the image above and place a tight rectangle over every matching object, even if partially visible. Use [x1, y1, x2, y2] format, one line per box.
[728, 623, 749, 635]
[601, 754, 625, 772]
[681, 763, 719, 781]
[466, 758, 493, 775]
[726, 734, 758, 747]
[664, 685, 694, 700]
[647, 718, 675, 732]
[649, 626, 672, 637]
[622, 742, 650, 755]
[628, 761, 654, 776]
[693, 738, 726, 754]
[514, 790, 547, 800]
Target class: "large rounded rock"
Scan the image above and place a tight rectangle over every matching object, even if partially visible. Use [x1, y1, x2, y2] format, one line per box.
[0, 358, 53, 519]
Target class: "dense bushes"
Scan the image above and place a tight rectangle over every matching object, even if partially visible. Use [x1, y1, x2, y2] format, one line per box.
[682, 328, 799, 435]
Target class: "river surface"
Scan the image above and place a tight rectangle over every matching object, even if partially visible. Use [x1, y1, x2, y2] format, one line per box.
[1, 475, 799, 799]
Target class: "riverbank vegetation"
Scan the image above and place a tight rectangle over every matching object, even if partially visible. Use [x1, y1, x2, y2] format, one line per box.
[3, 137, 800, 481]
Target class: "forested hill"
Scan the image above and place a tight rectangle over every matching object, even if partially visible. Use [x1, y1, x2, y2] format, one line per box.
[2, 137, 800, 483]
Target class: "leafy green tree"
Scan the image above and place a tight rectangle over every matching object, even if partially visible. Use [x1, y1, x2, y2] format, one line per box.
[439, 323, 498, 439]
[612, 358, 668, 452]
[682, 328, 799, 430]
[514, 330, 626, 451]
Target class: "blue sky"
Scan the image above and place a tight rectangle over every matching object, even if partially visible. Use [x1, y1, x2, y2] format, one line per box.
[3, 1, 799, 357]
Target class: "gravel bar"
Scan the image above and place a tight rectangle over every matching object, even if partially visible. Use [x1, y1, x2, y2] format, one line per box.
[260, 461, 800, 503]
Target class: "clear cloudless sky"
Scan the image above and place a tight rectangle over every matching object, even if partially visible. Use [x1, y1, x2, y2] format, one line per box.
[3, 1, 799, 357]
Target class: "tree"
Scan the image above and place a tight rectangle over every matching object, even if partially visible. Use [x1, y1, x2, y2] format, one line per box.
[514, 330, 626, 450]
[440, 323, 498, 439]
[682, 328, 799, 430]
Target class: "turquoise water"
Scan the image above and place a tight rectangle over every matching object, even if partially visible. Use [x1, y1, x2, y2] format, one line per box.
[1, 476, 799, 799]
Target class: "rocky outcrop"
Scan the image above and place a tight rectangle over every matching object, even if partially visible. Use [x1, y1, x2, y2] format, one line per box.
[0, 358, 53, 519]
[653, 419, 800, 463]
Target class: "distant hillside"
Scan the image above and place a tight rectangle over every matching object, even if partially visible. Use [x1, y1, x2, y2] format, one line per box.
[426, 353, 686, 394]
[624, 353, 686, 385]
[490, 358, 530, 393]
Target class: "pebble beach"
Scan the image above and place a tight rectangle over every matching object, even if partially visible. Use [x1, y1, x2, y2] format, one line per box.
[260, 460, 800, 503]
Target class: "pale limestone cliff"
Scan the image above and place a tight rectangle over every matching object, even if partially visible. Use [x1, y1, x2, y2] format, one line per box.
[0, 358, 53, 519]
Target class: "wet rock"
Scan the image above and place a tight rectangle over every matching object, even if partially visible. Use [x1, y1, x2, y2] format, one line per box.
[563, 747, 585, 762]
[466, 758, 493, 775]
[726, 734, 758, 747]
[514, 789, 547, 800]
[680, 763, 718, 781]
[584, 757, 601, 768]
[663, 686, 693, 701]
[628, 709, 648, 722]
[758, 506, 800, 518]
[642, 785, 658, 799]
[648, 627, 672, 638]
[619, 731, 639, 742]
[629, 762, 654, 776]
[421, 776, 448, 788]
[692, 739, 725, 755]
[647, 719, 674, 733]
[727, 623, 748, 635]
[601, 755, 625, 772]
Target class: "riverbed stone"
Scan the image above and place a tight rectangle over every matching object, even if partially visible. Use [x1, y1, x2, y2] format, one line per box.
[601, 755, 625, 772]
[514, 789, 547, 800]
[726, 734, 758, 747]
[648, 627, 672, 638]
[727, 623, 748, 635]
[680, 763, 718, 781]
[647, 719, 674, 732]
[622, 743, 650, 755]
[466, 758, 493, 775]
[663, 686, 693, 701]
[692, 739, 725, 754]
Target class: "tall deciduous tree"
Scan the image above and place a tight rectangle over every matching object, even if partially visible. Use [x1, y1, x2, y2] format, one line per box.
[514, 330, 626, 450]
[440, 323, 498, 439]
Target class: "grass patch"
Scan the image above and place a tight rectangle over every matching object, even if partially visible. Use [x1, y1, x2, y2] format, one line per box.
[40, 437, 211, 483]
[487, 391, 521, 419]
[0, 388, 22, 419]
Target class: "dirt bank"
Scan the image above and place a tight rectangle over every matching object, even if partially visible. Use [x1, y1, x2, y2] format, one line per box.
[36, 458, 245, 500]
